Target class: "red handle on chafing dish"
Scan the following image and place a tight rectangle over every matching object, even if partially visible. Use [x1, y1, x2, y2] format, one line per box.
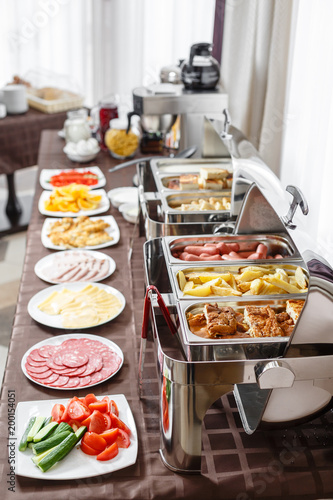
[143, 285, 177, 337]
[141, 290, 151, 340]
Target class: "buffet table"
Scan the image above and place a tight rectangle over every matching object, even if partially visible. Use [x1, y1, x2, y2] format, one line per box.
[0, 130, 333, 499]
[0, 108, 66, 234]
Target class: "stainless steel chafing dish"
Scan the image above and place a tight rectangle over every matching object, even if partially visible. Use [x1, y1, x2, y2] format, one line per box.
[138, 119, 333, 475]
[162, 233, 300, 265]
[137, 156, 237, 239]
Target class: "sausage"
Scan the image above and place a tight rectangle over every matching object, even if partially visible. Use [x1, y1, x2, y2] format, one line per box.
[179, 252, 189, 260]
[215, 242, 229, 254]
[199, 253, 222, 261]
[237, 251, 255, 258]
[203, 243, 218, 249]
[226, 243, 240, 252]
[274, 254, 283, 259]
[184, 245, 217, 256]
[221, 253, 241, 260]
[247, 253, 261, 260]
[256, 243, 267, 259]
[183, 245, 205, 256]
[184, 254, 202, 261]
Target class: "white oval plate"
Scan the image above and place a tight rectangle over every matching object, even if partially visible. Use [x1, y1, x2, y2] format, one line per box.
[15, 393, 137, 479]
[21, 333, 124, 390]
[27, 282, 126, 329]
[40, 166, 106, 190]
[41, 215, 120, 250]
[38, 188, 110, 217]
[34, 249, 116, 284]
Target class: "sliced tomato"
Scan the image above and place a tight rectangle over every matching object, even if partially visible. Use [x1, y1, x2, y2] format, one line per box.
[83, 393, 98, 407]
[80, 441, 100, 456]
[96, 442, 119, 461]
[88, 410, 107, 434]
[103, 413, 112, 430]
[109, 399, 119, 417]
[82, 432, 107, 451]
[51, 403, 65, 423]
[110, 413, 131, 436]
[67, 399, 91, 422]
[116, 428, 131, 449]
[67, 419, 82, 432]
[99, 428, 119, 445]
[88, 401, 108, 413]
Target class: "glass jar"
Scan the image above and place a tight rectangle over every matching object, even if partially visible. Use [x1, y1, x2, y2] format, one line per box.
[91, 97, 119, 150]
[64, 108, 91, 143]
[105, 118, 139, 159]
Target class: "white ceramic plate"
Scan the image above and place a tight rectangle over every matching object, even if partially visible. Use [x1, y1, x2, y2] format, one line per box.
[107, 187, 139, 208]
[34, 249, 116, 284]
[21, 333, 124, 390]
[27, 282, 126, 329]
[15, 393, 137, 479]
[38, 188, 110, 217]
[41, 215, 120, 250]
[40, 166, 106, 190]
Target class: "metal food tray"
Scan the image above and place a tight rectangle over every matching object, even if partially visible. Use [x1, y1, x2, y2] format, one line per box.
[150, 157, 233, 178]
[155, 170, 233, 193]
[159, 190, 232, 223]
[168, 261, 308, 301]
[162, 233, 300, 265]
[177, 298, 298, 361]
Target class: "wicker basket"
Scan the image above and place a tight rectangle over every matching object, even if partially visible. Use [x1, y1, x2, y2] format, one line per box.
[27, 91, 84, 114]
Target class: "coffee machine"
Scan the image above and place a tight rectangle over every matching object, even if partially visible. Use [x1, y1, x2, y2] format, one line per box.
[129, 83, 228, 157]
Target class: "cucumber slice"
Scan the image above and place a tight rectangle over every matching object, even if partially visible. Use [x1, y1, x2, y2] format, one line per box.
[27, 416, 46, 442]
[19, 417, 36, 452]
[31, 446, 58, 466]
[53, 422, 74, 435]
[33, 422, 58, 443]
[41, 416, 52, 428]
[32, 431, 71, 455]
[37, 426, 87, 473]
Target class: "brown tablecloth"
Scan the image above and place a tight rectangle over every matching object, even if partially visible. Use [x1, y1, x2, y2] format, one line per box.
[0, 131, 333, 499]
[0, 108, 66, 175]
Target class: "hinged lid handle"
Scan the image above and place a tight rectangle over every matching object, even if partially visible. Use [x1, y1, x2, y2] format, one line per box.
[282, 185, 309, 229]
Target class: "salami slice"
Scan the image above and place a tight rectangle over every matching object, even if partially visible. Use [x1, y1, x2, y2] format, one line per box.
[56, 352, 89, 368]
[25, 363, 50, 374]
[48, 376, 70, 387]
[99, 365, 117, 380]
[62, 376, 80, 388]
[41, 373, 60, 385]
[29, 349, 47, 362]
[78, 375, 92, 386]
[59, 364, 88, 377]
[89, 371, 104, 384]
[46, 358, 72, 372]
[27, 369, 54, 380]
[26, 356, 47, 367]
[38, 345, 59, 358]
[79, 354, 103, 376]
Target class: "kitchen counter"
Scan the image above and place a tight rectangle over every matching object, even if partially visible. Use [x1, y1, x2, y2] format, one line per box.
[0, 130, 333, 499]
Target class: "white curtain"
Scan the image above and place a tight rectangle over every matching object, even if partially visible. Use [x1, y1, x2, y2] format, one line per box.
[221, 0, 293, 176]
[0, 0, 215, 107]
[280, 0, 333, 266]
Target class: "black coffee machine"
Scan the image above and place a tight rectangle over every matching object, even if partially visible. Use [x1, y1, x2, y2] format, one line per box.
[181, 42, 220, 90]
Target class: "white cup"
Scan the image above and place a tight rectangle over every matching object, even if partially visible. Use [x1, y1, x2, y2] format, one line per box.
[0, 84, 28, 114]
[0, 103, 6, 119]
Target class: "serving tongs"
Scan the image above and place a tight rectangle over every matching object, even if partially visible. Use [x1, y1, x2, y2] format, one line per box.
[138, 285, 177, 397]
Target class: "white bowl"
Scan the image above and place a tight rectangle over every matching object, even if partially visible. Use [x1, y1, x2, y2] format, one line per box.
[64, 150, 100, 163]
[119, 203, 140, 224]
[107, 187, 139, 208]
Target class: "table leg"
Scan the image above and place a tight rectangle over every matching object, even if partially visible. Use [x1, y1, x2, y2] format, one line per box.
[5, 173, 22, 219]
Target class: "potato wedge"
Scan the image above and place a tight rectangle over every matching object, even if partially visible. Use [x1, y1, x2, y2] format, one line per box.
[183, 278, 221, 297]
[183, 281, 195, 292]
[211, 285, 242, 296]
[295, 266, 308, 289]
[177, 270, 187, 291]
